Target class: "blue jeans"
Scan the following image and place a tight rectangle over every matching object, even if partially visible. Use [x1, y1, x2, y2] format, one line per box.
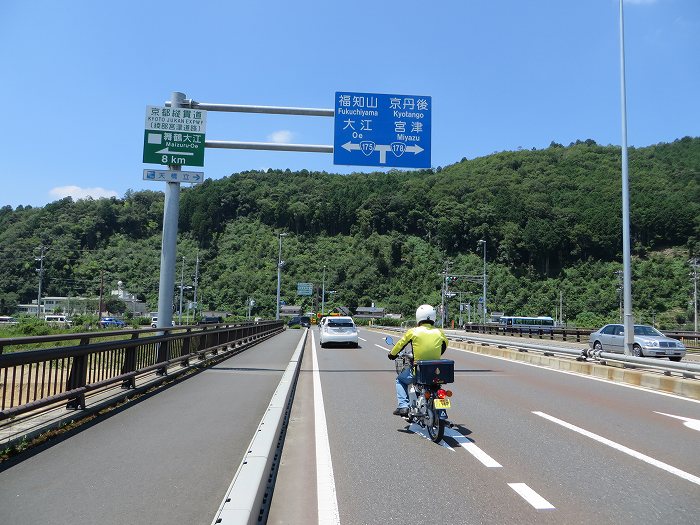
[395, 367, 414, 409]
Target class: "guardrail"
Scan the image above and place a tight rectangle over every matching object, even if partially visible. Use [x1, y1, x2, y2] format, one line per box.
[451, 333, 700, 379]
[464, 324, 700, 351]
[0, 321, 284, 422]
[376, 326, 700, 379]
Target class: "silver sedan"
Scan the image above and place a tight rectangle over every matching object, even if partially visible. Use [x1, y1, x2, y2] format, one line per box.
[588, 324, 686, 361]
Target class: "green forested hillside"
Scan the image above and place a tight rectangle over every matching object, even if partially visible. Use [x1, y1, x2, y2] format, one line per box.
[0, 137, 698, 328]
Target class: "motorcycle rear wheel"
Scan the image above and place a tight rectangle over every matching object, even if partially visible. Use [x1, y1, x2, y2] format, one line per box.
[426, 407, 445, 443]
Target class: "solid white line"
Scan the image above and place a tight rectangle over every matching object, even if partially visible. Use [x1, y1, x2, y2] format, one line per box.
[311, 331, 340, 524]
[534, 411, 700, 486]
[443, 428, 502, 468]
[449, 345, 700, 405]
[508, 483, 555, 510]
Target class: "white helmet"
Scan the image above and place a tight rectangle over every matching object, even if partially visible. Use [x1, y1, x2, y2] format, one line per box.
[415, 304, 436, 325]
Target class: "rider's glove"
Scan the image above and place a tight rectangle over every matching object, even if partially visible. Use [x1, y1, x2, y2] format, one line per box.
[388, 353, 397, 360]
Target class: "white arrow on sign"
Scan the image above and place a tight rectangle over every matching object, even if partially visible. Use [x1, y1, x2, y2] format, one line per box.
[341, 141, 424, 164]
[155, 147, 194, 156]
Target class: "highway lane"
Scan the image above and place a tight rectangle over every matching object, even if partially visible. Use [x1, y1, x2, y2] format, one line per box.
[0, 329, 305, 525]
[270, 327, 700, 524]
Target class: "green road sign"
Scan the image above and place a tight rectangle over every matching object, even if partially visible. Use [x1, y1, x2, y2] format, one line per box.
[297, 283, 313, 296]
[143, 106, 207, 167]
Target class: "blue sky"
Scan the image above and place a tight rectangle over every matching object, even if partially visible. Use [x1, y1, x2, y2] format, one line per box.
[1, 0, 698, 208]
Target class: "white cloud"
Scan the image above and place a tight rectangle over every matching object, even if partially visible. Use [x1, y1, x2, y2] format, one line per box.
[49, 185, 119, 201]
[267, 130, 294, 143]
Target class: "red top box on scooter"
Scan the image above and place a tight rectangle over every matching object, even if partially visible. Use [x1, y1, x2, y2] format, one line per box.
[415, 359, 454, 384]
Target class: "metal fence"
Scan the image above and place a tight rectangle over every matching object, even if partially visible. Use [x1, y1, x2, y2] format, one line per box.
[0, 321, 283, 421]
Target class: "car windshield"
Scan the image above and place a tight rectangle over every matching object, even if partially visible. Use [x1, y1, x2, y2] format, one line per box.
[634, 325, 663, 336]
[328, 320, 354, 328]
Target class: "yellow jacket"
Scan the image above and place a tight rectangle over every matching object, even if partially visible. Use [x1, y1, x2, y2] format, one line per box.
[389, 324, 447, 361]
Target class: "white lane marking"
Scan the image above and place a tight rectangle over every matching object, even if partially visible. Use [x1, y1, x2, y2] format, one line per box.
[407, 422, 453, 450]
[311, 331, 341, 524]
[375, 344, 390, 352]
[508, 483, 555, 510]
[448, 345, 700, 405]
[654, 411, 700, 432]
[443, 427, 503, 467]
[534, 411, 700, 486]
[359, 337, 367, 342]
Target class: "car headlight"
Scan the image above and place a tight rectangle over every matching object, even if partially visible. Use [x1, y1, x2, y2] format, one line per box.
[642, 340, 659, 348]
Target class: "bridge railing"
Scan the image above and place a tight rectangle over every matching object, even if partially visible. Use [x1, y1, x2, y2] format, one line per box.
[0, 321, 283, 422]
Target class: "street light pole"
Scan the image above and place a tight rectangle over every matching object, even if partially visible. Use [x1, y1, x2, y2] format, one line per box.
[477, 240, 487, 325]
[276, 232, 288, 320]
[619, 0, 635, 355]
[321, 265, 326, 315]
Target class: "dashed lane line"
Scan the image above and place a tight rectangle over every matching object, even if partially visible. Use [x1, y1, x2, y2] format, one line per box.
[534, 411, 700, 487]
[508, 483, 556, 510]
[443, 427, 503, 468]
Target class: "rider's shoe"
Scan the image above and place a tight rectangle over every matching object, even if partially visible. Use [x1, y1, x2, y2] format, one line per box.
[393, 407, 409, 416]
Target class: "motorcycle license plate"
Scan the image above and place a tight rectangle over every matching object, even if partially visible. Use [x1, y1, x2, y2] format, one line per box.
[434, 398, 451, 409]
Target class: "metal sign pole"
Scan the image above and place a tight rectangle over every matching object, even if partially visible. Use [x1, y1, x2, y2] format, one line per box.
[155, 92, 185, 330]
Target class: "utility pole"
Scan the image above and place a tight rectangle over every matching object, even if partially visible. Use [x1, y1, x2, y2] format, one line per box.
[193, 250, 200, 321]
[35, 246, 45, 318]
[321, 265, 326, 315]
[615, 270, 624, 323]
[477, 240, 487, 324]
[98, 269, 104, 318]
[178, 256, 185, 325]
[276, 232, 288, 320]
[247, 297, 255, 320]
[691, 257, 699, 333]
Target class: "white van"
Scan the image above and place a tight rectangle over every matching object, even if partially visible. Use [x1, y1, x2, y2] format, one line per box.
[45, 314, 72, 327]
[0, 316, 18, 324]
[150, 316, 174, 328]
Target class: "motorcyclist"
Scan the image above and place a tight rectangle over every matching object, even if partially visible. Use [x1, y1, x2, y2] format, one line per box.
[388, 304, 448, 416]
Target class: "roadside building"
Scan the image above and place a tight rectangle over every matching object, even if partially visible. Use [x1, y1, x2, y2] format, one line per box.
[354, 306, 386, 319]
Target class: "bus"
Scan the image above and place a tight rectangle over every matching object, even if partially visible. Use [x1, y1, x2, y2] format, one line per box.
[498, 316, 555, 333]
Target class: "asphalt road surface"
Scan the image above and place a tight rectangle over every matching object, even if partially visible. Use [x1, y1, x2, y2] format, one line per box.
[2, 326, 698, 525]
[0, 329, 305, 525]
[269, 327, 700, 524]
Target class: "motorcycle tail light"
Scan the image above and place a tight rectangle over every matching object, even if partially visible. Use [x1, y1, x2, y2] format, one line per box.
[424, 391, 431, 400]
[437, 389, 447, 399]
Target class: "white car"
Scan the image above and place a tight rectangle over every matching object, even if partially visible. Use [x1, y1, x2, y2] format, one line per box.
[319, 316, 359, 348]
[150, 316, 175, 328]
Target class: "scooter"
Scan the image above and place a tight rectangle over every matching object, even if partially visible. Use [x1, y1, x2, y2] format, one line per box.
[385, 336, 455, 443]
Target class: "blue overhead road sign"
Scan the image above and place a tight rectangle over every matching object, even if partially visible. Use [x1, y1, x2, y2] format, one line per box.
[333, 91, 431, 168]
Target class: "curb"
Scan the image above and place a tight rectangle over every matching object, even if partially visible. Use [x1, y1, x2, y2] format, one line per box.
[211, 329, 307, 525]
